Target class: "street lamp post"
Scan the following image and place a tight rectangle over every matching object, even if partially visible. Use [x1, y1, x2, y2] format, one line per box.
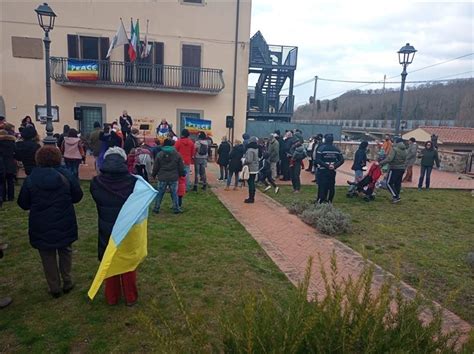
[395, 43, 416, 137]
[35, 3, 57, 145]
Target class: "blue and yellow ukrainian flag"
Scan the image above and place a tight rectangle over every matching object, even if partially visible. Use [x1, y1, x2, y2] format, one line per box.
[88, 176, 158, 300]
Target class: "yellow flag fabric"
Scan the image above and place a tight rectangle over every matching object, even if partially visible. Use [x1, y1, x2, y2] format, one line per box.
[88, 176, 157, 300]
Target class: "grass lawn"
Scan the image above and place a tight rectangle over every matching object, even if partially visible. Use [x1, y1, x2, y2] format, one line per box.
[0, 181, 293, 352]
[268, 185, 474, 324]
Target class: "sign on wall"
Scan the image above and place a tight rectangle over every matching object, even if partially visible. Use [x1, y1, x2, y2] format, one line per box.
[67, 59, 99, 81]
[35, 104, 59, 123]
[184, 117, 212, 136]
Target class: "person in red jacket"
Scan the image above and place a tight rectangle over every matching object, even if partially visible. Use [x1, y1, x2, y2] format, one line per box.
[174, 129, 195, 192]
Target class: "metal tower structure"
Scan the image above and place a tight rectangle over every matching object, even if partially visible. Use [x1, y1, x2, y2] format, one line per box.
[247, 31, 298, 122]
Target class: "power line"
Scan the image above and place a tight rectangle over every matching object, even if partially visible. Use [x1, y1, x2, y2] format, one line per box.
[281, 52, 474, 91]
[314, 70, 473, 100]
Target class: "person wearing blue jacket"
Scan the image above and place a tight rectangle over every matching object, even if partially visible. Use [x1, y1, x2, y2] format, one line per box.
[18, 145, 83, 298]
[315, 134, 344, 203]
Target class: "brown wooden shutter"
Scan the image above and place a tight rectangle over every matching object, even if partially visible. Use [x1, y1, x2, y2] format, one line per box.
[100, 37, 109, 60]
[182, 44, 201, 68]
[67, 34, 78, 58]
[124, 44, 130, 62]
[154, 42, 164, 65]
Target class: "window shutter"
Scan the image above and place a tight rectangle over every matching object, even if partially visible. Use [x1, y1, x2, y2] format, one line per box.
[124, 44, 130, 62]
[67, 34, 78, 58]
[100, 37, 109, 60]
[154, 42, 164, 65]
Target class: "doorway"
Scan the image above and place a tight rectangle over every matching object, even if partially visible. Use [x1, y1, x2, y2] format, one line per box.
[79, 106, 103, 137]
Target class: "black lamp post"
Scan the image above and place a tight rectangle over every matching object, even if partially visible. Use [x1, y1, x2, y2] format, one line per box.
[35, 3, 57, 145]
[395, 43, 416, 137]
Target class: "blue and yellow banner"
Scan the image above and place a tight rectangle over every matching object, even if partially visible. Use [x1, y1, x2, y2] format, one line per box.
[67, 59, 99, 81]
[184, 117, 213, 136]
[88, 176, 158, 300]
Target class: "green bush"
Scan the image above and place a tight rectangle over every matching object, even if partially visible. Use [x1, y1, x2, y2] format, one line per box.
[221, 256, 465, 353]
[138, 256, 472, 353]
[287, 200, 312, 215]
[295, 202, 352, 235]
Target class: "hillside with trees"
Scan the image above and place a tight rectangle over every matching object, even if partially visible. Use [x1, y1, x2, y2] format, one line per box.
[292, 79, 474, 127]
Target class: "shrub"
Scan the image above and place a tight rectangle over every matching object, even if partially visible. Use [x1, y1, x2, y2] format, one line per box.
[299, 203, 351, 235]
[221, 256, 463, 353]
[287, 200, 312, 215]
[138, 256, 470, 353]
[466, 252, 474, 269]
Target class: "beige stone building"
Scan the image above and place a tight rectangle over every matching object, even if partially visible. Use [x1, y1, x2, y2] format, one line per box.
[0, 0, 251, 141]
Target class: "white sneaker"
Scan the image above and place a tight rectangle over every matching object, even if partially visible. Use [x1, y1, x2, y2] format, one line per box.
[264, 186, 272, 192]
[275, 187, 280, 194]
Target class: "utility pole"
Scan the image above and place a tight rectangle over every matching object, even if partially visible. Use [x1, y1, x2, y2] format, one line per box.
[382, 74, 386, 94]
[311, 75, 318, 119]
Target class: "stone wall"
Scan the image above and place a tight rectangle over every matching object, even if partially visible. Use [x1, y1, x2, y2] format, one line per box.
[335, 142, 471, 173]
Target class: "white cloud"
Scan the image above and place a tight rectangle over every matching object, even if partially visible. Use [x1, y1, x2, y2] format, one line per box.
[250, 0, 474, 104]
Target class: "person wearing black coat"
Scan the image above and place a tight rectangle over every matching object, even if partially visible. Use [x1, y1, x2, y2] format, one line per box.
[90, 147, 139, 305]
[119, 110, 133, 141]
[351, 141, 368, 182]
[0, 129, 16, 203]
[17, 145, 83, 298]
[124, 128, 140, 155]
[15, 126, 41, 176]
[217, 137, 231, 181]
[226, 141, 245, 190]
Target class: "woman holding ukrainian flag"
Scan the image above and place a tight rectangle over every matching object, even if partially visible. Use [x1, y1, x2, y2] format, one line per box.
[89, 147, 157, 305]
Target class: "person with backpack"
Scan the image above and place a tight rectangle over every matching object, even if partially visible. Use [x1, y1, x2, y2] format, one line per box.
[152, 139, 185, 214]
[61, 129, 85, 179]
[18, 145, 83, 298]
[217, 136, 231, 181]
[134, 144, 153, 182]
[243, 137, 259, 203]
[417, 141, 440, 190]
[15, 125, 41, 176]
[290, 142, 306, 193]
[175, 129, 195, 191]
[380, 137, 407, 203]
[193, 131, 209, 191]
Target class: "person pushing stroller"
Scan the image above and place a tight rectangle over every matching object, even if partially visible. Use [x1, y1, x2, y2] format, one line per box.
[346, 159, 383, 201]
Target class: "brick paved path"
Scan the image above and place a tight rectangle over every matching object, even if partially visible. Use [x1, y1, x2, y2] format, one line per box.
[207, 164, 471, 344]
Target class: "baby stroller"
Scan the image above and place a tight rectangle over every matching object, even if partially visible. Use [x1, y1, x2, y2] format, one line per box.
[346, 162, 383, 201]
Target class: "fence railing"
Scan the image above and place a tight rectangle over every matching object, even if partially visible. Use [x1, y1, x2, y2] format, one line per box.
[50, 57, 225, 93]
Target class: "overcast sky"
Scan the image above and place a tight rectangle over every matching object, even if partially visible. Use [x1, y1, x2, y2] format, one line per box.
[250, 0, 474, 107]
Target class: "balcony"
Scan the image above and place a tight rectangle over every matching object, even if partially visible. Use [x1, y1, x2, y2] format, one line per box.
[50, 57, 225, 95]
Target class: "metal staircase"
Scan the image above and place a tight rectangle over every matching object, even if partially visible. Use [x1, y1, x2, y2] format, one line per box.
[247, 31, 297, 121]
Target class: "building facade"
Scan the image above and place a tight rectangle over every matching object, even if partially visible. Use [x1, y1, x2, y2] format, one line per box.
[1, 0, 251, 140]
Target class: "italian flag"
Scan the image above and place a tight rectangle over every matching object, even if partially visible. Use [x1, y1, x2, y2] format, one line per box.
[128, 19, 140, 62]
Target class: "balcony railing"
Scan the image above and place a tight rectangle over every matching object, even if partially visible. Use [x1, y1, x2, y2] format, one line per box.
[50, 57, 225, 94]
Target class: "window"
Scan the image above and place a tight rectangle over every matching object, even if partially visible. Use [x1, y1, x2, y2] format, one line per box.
[178, 110, 203, 135]
[67, 35, 110, 80]
[182, 44, 201, 87]
[67, 35, 109, 60]
[182, 0, 203, 4]
[124, 41, 165, 84]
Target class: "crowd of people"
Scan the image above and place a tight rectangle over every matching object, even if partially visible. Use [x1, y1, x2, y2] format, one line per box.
[0, 111, 444, 308]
